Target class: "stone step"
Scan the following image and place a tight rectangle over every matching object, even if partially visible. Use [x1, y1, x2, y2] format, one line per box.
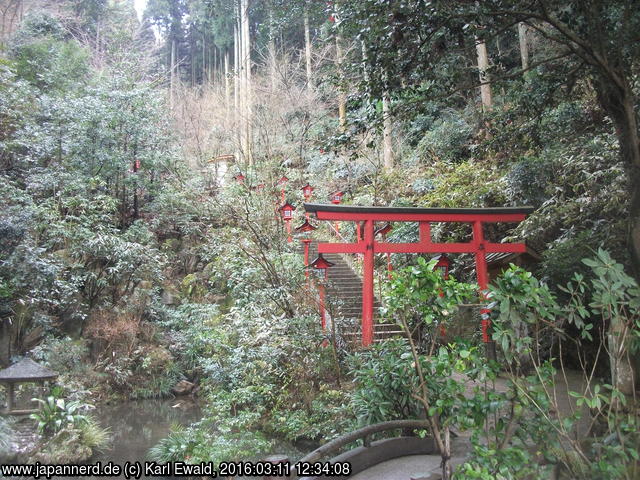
[303, 241, 385, 340]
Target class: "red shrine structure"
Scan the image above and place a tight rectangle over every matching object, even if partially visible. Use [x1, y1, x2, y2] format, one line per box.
[304, 203, 534, 346]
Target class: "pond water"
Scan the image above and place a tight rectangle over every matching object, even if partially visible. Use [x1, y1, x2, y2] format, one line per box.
[90, 398, 202, 479]
[90, 398, 303, 480]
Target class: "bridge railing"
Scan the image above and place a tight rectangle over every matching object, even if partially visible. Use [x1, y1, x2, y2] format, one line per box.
[291, 419, 433, 479]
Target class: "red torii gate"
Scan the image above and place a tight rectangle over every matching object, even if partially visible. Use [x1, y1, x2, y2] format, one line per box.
[304, 203, 534, 346]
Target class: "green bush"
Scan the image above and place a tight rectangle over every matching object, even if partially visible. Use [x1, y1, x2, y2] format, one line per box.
[416, 113, 473, 164]
[30, 395, 90, 436]
[349, 339, 422, 424]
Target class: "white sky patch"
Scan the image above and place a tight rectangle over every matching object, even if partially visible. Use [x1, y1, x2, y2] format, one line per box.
[134, 0, 147, 22]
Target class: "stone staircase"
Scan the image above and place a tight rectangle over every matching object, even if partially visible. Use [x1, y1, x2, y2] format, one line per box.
[304, 241, 405, 346]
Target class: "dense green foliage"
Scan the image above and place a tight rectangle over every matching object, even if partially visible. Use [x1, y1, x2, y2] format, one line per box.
[360, 255, 639, 479]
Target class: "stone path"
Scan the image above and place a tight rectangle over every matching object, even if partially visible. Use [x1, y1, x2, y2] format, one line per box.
[348, 455, 444, 480]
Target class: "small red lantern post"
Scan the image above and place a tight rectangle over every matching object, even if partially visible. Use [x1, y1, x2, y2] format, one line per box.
[309, 253, 335, 331]
[295, 219, 317, 287]
[376, 223, 394, 279]
[330, 191, 344, 204]
[329, 191, 345, 233]
[301, 183, 314, 201]
[433, 253, 451, 280]
[301, 183, 314, 219]
[279, 202, 296, 242]
[278, 175, 289, 204]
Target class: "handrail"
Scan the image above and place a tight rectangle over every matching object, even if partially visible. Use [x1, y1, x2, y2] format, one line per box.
[324, 221, 364, 266]
[327, 220, 348, 244]
[296, 419, 431, 465]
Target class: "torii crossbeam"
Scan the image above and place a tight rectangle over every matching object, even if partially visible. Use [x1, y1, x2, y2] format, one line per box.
[304, 203, 534, 346]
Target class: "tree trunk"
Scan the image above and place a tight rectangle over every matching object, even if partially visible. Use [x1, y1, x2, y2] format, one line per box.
[594, 74, 640, 398]
[190, 32, 195, 87]
[234, 21, 241, 162]
[241, 0, 252, 164]
[170, 38, 176, 108]
[212, 45, 216, 84]
[475, 37, 493, 111]
[336, 35, 346, 128]
[0, 319, 11, 366]
[442, 426, 452, 480]
[268, 4, 277, 91]
[518, 22, 529, 71]
[202, 34, 206, 84]
[304, 5, 313, 91]
[224, 50, 230, 116]
[382, 91, 393, 171]
[596, 77, 640, 268]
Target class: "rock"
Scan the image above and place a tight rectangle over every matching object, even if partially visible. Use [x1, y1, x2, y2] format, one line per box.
[171, 380, 195, 395]
[29, 428, 92, 464]
[161, 290, 177, 305]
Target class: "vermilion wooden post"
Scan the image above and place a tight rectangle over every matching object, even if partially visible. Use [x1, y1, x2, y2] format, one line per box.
[310, 254, 335, 333]
[302, 238, 311, 285]
[330, 191, 344, 233]
[473, 221, 492, 344]
[320, 270, 327, 331]
[302, 184, 314, 220]
[362, 219, 375, 346]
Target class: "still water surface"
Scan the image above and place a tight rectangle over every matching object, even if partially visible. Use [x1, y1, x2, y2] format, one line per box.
[88, 398, 302, 480]
[91, 398, 201, 479]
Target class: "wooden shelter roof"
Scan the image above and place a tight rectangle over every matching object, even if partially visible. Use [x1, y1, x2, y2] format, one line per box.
[0, 358, 57, 383]
[486, 246, 541, 265]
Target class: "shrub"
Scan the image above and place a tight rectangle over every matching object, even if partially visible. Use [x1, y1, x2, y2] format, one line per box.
[30, 395, 90, 436]
[416, 113, 473, 164]
[349, 339, 422, 424]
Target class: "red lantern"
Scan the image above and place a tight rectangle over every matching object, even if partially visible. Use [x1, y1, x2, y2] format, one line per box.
[301, 183, 314, 200]
[432, 254, 451, 280]
[279, 202, 296, 219]
[295, 219, 317, 233]
[280, 204, 295, 217]
[310, 253, 335, 272]
[330, 191, 344, 205]
[279, 202, 296, 242]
